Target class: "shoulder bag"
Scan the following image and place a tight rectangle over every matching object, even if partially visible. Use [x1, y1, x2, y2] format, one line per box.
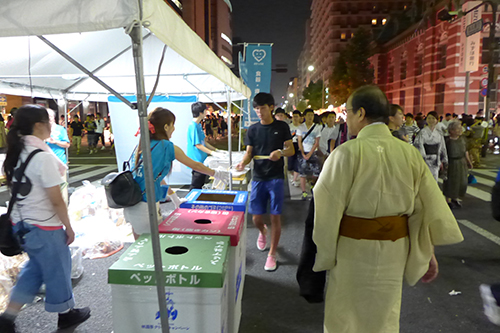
[301, 124, 317, 142]
[102, 142, 164, 209]
[0, 149, 42, 256]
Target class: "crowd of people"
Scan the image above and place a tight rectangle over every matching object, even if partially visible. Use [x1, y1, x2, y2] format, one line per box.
[0, 89, 499, 332]
[273, 103, 499, 209]
[201, 112, 240, 140]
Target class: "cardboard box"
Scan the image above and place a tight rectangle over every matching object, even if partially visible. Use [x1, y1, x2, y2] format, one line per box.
[180, 189, 248, 212]
[109, 234, 230, 333]
[158, 209, 246, 333]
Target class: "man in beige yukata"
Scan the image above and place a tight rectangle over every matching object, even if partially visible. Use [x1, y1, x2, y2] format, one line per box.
[313, 85, 464, 333]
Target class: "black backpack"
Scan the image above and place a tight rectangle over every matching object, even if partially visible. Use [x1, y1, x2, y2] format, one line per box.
[102, 142, 164, 208]
[0, 149, 42, 256]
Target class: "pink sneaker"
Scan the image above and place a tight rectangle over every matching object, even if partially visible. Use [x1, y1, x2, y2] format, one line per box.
[264, 255, 277, 271]
[256, 225, 267, 251]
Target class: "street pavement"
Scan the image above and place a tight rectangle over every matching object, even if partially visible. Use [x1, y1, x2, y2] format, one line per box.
[5, 148, 500, 332]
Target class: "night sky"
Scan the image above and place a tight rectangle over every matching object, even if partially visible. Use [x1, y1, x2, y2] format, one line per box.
[231, 0, 311, 105]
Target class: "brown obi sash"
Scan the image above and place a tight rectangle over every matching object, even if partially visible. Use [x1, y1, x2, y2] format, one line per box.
[339, 215, 409, 242]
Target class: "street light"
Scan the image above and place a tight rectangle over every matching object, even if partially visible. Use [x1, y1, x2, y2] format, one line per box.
[289, 93, 294, 98]
[307, 65, 326, 109]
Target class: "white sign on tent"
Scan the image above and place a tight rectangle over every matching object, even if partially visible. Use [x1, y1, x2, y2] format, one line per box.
[108, 95, 196, 185]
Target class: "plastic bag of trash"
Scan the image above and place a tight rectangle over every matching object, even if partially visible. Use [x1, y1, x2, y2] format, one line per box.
[72, 216, 125, 259]
[68, 181, 101, 222]
[0, 253, 28, 312]
[70, 246, 84, 279]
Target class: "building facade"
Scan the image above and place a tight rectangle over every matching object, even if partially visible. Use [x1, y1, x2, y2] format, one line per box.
[301, 0, 410, 103]
[371, 1, 500, 116]
[166, 0, 233, 66]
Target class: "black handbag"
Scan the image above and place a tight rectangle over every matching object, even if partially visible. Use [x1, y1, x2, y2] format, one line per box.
[0, 149, 42, 256]
[102, 143, 162, 209]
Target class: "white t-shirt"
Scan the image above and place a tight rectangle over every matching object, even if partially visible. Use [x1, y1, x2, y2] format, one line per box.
[319, 125, 340, 154]
[289, 123, 301, 143]
[11, 147, 65, 227]
[298, 123, 322, 152]
[95, 119, 106, 133]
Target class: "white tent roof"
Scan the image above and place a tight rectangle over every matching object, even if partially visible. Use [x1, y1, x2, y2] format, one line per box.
[0, 0, 250, 102]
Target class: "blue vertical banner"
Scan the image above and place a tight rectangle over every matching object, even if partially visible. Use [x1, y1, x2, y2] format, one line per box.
[239, 43, 273, 128]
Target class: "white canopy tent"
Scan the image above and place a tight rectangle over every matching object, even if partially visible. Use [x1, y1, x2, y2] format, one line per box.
[0, 1, 250, 332]
[0, 0, 250, 102]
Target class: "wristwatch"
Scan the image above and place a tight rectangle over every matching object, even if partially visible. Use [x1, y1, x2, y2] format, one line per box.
[279, 149, 284, 156]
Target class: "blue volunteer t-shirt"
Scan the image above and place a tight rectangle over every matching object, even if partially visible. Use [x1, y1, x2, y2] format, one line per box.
[186, 121, 208, 165]
[47, 124, 70, 164]
[133, 139, 175, 202]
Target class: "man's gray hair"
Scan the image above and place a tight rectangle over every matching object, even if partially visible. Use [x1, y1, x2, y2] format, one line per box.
[447, 120, 462, 132]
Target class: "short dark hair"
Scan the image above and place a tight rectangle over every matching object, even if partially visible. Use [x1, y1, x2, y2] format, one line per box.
[191, 102, 206, 117]
[292, 110, 302, 116]
[321, 112, 329, 119]
[427, 111, 439, 120]
[96, 112, 101, 117]
[303, 108, 314, 116]
[445, 113, 452, 117]
[405, 113, 414, 119]
[253, 92, 275, 108]
[350, 85, 390, 124]
[274, 108, 286, 115]
[389, 104, 403, 117]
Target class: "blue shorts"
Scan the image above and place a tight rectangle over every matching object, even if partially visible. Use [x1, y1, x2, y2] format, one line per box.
[249, 179, 285, 215]
[10, 222, 75, 313]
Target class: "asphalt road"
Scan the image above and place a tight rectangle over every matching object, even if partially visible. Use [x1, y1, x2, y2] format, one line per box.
[5, 150, 500, 332]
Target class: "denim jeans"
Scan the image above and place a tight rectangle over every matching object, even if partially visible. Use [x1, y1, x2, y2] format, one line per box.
[10, 222, 75, 312]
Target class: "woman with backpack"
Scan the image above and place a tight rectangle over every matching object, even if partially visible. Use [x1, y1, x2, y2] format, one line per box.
[0, 105, 90, 333]
[124, 107, 229, 239]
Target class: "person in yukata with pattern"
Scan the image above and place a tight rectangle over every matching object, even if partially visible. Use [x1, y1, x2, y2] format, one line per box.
[414, 111, 448, 181]
[313, 86, 463, 333]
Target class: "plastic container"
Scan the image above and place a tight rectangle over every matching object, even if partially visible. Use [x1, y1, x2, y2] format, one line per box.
[180, 189, 248, 212]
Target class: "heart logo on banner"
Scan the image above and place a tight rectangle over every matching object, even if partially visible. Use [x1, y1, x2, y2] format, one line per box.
[252, 49, 266, 62]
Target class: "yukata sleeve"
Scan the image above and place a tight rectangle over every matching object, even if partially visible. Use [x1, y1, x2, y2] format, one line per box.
[312, 144, 354, 272]
[413, 130, 426, 158]
[405, 157, 464, 285]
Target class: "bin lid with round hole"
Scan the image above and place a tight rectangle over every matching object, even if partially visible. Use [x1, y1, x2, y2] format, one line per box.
[159, 209, 245, 246]
[108, 234, 230, 288]
[180, 189, 248, 212]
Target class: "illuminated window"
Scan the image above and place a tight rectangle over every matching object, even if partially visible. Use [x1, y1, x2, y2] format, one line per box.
[382, 18, 387, 25]
[404, 5, 407, 10]
[351, 33, 354, 38]
[372, 18, 377, 25]
[341, 33, 347, 40]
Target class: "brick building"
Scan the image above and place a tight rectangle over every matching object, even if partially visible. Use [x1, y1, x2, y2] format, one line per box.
[370, 1, 500, 116]
[300, 0, 410, 102]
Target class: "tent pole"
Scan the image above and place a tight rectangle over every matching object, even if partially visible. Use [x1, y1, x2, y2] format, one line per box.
[129, 24, 170, 333]
[226, 87, 232, 190]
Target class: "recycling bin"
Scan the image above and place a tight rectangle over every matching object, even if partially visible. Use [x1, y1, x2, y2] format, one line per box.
[159, 209, 246, 333]
[180, 189, 248, 212]
[108, 234, 230, 333]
